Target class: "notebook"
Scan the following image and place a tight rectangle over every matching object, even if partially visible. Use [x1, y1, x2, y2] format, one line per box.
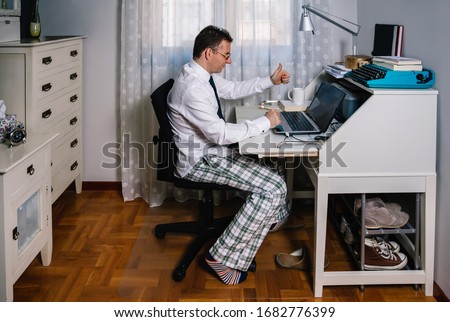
[273, 82, 346, 135]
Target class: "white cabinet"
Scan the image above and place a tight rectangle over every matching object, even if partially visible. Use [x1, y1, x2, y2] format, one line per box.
[0, 133, 56, 301]
[0, 36, 85, 203]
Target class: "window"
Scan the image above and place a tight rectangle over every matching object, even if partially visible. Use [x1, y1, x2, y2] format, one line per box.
[162, 0, 293, 47]
[162, 0, 215, 47]
[238, 0, 292, 46]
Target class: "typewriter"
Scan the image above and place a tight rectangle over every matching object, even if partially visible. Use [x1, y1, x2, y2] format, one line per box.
[346, 64, 435, 89]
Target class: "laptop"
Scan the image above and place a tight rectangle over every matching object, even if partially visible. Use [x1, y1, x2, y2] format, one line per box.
[274, 82, 346, 135]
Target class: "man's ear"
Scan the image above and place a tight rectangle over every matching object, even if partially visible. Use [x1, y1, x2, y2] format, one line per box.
[204, 47, 213, 60]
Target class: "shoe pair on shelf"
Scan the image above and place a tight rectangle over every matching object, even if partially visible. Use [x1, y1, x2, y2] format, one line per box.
[363, 237, 407, 270]
[354, 197, 409, 229]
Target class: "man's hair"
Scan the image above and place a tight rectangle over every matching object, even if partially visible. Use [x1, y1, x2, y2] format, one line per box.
[193, 25, 233, 59]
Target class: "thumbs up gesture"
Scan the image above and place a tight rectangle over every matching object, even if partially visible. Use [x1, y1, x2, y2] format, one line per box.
[270, 63, 290, 85]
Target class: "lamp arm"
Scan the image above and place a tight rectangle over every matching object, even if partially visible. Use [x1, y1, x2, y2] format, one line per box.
[302, 5, 360, 36]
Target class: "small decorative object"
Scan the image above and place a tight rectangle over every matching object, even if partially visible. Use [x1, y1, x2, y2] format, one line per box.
[0, 100, 27, 147]
[30, 0, 41, 38]
[5, 120, 26, 147]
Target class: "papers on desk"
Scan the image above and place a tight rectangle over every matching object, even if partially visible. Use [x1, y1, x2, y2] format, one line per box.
[324, 64, 351, 78]
[278, 100, 307, 112]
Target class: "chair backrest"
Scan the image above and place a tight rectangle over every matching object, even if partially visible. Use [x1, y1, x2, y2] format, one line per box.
[151, 79, 176, 182]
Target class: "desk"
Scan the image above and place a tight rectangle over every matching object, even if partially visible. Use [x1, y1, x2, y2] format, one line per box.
[236, 72, 438, 297]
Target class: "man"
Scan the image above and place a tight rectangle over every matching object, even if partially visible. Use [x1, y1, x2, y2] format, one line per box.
[167, 25, 291, 285]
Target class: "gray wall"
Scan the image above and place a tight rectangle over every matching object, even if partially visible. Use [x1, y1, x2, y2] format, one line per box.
[358, 0, 450, 299]
[39, 0, 449, 298]
[40, 0, 122, 182]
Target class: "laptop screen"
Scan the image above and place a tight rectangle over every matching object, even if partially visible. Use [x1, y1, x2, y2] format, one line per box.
[307, 82, 346, 131]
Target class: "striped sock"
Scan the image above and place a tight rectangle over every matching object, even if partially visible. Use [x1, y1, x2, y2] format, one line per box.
[205, 252, 247, 285]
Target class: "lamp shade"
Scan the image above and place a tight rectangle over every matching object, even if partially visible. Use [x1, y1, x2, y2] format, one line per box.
[299, 11, 315, 32]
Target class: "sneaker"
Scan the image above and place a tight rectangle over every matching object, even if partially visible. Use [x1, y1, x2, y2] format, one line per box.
[385, 202, 402, 212]
[364, 238, 407, 270]
[354, 198, 409, 229]
[375, 236, 400, 253]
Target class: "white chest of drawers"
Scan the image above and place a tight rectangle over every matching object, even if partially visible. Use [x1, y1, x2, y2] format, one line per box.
[0, 36, 85, 203]
[0, 133, 56, 301]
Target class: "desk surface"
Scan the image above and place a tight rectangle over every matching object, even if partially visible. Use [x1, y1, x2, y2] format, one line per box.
[236, 106, 320, 158]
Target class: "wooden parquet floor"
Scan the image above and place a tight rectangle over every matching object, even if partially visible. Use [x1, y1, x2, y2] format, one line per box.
[13, 190, 437, 302]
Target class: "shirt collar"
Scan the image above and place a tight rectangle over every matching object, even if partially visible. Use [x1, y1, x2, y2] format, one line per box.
[189, 60, 211, 83]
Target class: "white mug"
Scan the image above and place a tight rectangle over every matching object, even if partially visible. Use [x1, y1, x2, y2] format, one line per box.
[288, 87, 305, 105]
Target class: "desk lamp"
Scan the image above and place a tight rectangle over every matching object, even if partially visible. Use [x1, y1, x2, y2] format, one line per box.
[299, 5, 361, 55]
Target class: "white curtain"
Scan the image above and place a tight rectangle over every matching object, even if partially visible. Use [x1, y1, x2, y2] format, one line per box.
[120, 0, 331, 207]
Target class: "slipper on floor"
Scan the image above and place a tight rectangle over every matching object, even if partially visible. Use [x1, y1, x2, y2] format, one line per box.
[275, 248, 329, 270]
[276, 248, 309, 270]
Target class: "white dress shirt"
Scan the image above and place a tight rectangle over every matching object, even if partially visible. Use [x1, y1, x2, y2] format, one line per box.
[167, 60, 273, 178]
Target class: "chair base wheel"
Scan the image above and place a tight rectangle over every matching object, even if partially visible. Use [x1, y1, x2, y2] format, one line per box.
[172, 267, 186, 282]
[155, 228, 165, 239]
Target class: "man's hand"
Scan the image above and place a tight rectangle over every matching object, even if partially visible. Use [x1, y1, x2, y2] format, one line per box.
[270, 63, 290, 85]
[265, 109, 281, 128]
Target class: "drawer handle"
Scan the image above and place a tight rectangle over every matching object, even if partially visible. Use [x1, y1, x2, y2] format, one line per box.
[27, 164, 35, 176]
[13, 227, 20, 241]
[70, 94, 78, 103]
[70, 117, 78, 126]
[70, 138, 78, 148]
[42, 56, 53, 65]
[42, 83, 52, 92]
[70, 50, 78, 57]
[42, 109, 52, 119]
[70, 161, 79, 171]
[70, 73, 78, 80]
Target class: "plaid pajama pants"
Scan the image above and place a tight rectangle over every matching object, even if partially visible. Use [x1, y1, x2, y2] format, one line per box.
[184, 152, 291, 271]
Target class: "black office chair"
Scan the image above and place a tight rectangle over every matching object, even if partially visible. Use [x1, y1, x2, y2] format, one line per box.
[151, 79, 235, 282]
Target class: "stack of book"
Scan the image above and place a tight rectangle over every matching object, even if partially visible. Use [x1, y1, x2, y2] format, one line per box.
[372, 24, 404, 57]
[324, 64, 351, 78]
[372, 56, 423, 71]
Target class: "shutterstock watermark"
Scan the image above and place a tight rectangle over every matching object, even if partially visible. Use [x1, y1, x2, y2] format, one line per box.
[101, 133, 348, 170]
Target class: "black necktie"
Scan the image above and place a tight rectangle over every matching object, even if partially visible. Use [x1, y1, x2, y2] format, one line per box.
[209, 76, 224, 119]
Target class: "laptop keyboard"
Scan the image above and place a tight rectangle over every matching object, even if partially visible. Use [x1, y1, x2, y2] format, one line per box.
[282, 112, 315, 131]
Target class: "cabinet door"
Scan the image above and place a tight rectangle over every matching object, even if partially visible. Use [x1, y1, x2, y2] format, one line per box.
[10, 179, 50, 280]
[16, 190, 41, 255]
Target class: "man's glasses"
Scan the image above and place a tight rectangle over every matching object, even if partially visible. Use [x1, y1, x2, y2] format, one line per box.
[211, 49, 231, 60]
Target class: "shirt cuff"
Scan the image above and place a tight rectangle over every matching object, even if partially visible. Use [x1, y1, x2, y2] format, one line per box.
[253, 115, 271, 133]
[262, 76, 275, 89]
